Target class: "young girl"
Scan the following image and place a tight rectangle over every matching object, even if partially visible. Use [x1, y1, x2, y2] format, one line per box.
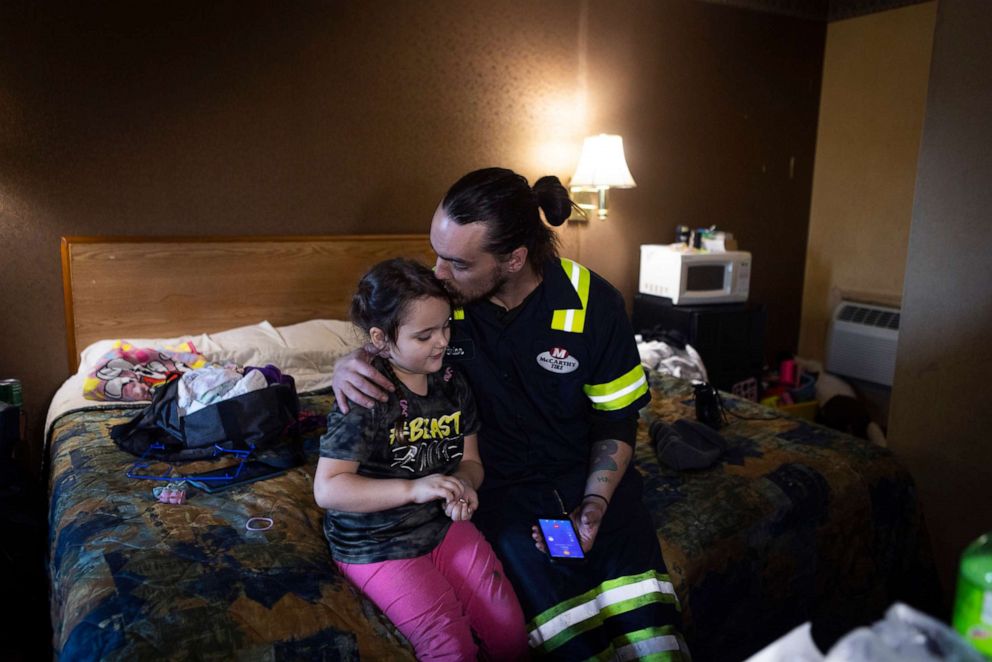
[314, 258, 529, 661]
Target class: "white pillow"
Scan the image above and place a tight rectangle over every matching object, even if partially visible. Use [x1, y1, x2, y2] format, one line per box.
[200, 320, 286, 366]
[209, 320, 285, 349]
[241, 347, 340, 392]
[276, 319, 364, 354]
[75, 319, 364, 389]
[76, 321, 287, 376]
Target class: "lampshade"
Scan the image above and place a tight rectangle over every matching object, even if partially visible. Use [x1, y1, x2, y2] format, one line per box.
[570, 134, 636, 189]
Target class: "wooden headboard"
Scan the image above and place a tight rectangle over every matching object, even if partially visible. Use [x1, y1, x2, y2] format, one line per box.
[61, 235, 435, 372]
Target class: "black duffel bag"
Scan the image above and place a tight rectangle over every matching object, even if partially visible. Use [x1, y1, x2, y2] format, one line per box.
[110, 372, 303, 468]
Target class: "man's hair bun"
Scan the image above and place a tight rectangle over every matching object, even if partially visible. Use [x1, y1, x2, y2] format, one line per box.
[533, 176, 572, 227]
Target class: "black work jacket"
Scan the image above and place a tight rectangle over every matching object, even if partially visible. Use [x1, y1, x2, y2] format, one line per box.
[445, 257, 650, 488]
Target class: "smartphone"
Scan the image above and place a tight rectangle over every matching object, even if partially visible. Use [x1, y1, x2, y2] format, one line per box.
[187, 460, 287, 493]
[537, 518, 585, 561]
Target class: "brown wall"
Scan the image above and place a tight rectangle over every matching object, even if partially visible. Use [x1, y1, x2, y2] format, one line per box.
[799, 2, 936, 364]
[575, 1, 823, 367]
[889, 0, 992, 602]
[0, 0, 823, 469]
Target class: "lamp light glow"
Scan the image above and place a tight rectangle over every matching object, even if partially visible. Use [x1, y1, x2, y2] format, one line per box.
[569, 134, 636, 221]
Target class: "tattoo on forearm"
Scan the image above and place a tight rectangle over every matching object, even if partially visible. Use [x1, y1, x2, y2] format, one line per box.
[590, 441, 619, 472]
[597, 476, 610, 483]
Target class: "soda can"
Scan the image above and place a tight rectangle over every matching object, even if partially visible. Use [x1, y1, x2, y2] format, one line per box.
[0, 379, 22, 406]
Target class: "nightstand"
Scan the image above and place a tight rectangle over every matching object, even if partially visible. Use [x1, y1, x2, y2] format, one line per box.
[632, 294, 766, 392]
[0, 390, 51, 657]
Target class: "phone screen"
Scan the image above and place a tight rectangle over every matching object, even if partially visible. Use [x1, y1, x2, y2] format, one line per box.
[538, 518, 585, 560]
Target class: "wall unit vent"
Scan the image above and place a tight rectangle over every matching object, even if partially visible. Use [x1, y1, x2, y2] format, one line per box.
[825, 301, 900, 386]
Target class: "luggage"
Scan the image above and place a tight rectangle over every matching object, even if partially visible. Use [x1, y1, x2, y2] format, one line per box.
[110, 370, 303, 469]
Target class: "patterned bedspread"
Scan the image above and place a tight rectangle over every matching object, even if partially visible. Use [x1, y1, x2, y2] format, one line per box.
[48, 374, 936, 661]
[638, 374, 937, 660]
[48, 393, 415, 661]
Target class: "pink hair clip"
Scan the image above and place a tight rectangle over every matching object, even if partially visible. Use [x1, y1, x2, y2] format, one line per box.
[153, 481, 187, 505]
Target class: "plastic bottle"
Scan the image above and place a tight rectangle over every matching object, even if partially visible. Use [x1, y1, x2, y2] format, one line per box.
[953, 532, 992, 657]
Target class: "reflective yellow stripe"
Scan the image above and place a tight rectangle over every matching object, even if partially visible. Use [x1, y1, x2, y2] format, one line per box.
[590, 626, 684, 662]
[551, 258, 590, 333]
[583, 364, 648, 411]
[527, 571, 679, 653]
[453, 308, 465, 320]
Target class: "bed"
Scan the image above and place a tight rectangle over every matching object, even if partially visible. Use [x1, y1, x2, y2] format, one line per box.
[47, 236, 938, 661]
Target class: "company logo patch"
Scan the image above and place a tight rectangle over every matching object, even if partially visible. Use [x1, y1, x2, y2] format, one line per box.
[537, 347, 579, 374]
[445, 340, 475, 360]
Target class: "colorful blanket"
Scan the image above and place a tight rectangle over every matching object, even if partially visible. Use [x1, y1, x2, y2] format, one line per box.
[48, 375, 937, 660]
[83, 341, 208, 402]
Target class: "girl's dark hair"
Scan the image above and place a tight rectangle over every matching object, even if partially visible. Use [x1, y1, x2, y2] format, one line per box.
[440, 167, 571, 267]
[350, 258, 451, 341]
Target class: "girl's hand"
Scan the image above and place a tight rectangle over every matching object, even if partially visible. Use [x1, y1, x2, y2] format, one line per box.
[409, 474, 464, 505]
[446, 499, 473, 521]
[443, 481, 478, 521]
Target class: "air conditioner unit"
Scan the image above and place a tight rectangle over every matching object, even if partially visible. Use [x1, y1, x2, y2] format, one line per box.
[825, 301, 900, 386]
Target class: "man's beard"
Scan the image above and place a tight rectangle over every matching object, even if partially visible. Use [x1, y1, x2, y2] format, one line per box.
[445, 268, 508, 307]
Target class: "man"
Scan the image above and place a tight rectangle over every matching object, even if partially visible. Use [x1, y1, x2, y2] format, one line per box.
[334, 167, 686, 660]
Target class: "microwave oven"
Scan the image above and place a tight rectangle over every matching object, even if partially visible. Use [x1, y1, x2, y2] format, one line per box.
[639, 244, 751, 305]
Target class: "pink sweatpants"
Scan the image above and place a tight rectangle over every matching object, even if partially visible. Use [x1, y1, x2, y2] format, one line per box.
[337, 520, 529, 661]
